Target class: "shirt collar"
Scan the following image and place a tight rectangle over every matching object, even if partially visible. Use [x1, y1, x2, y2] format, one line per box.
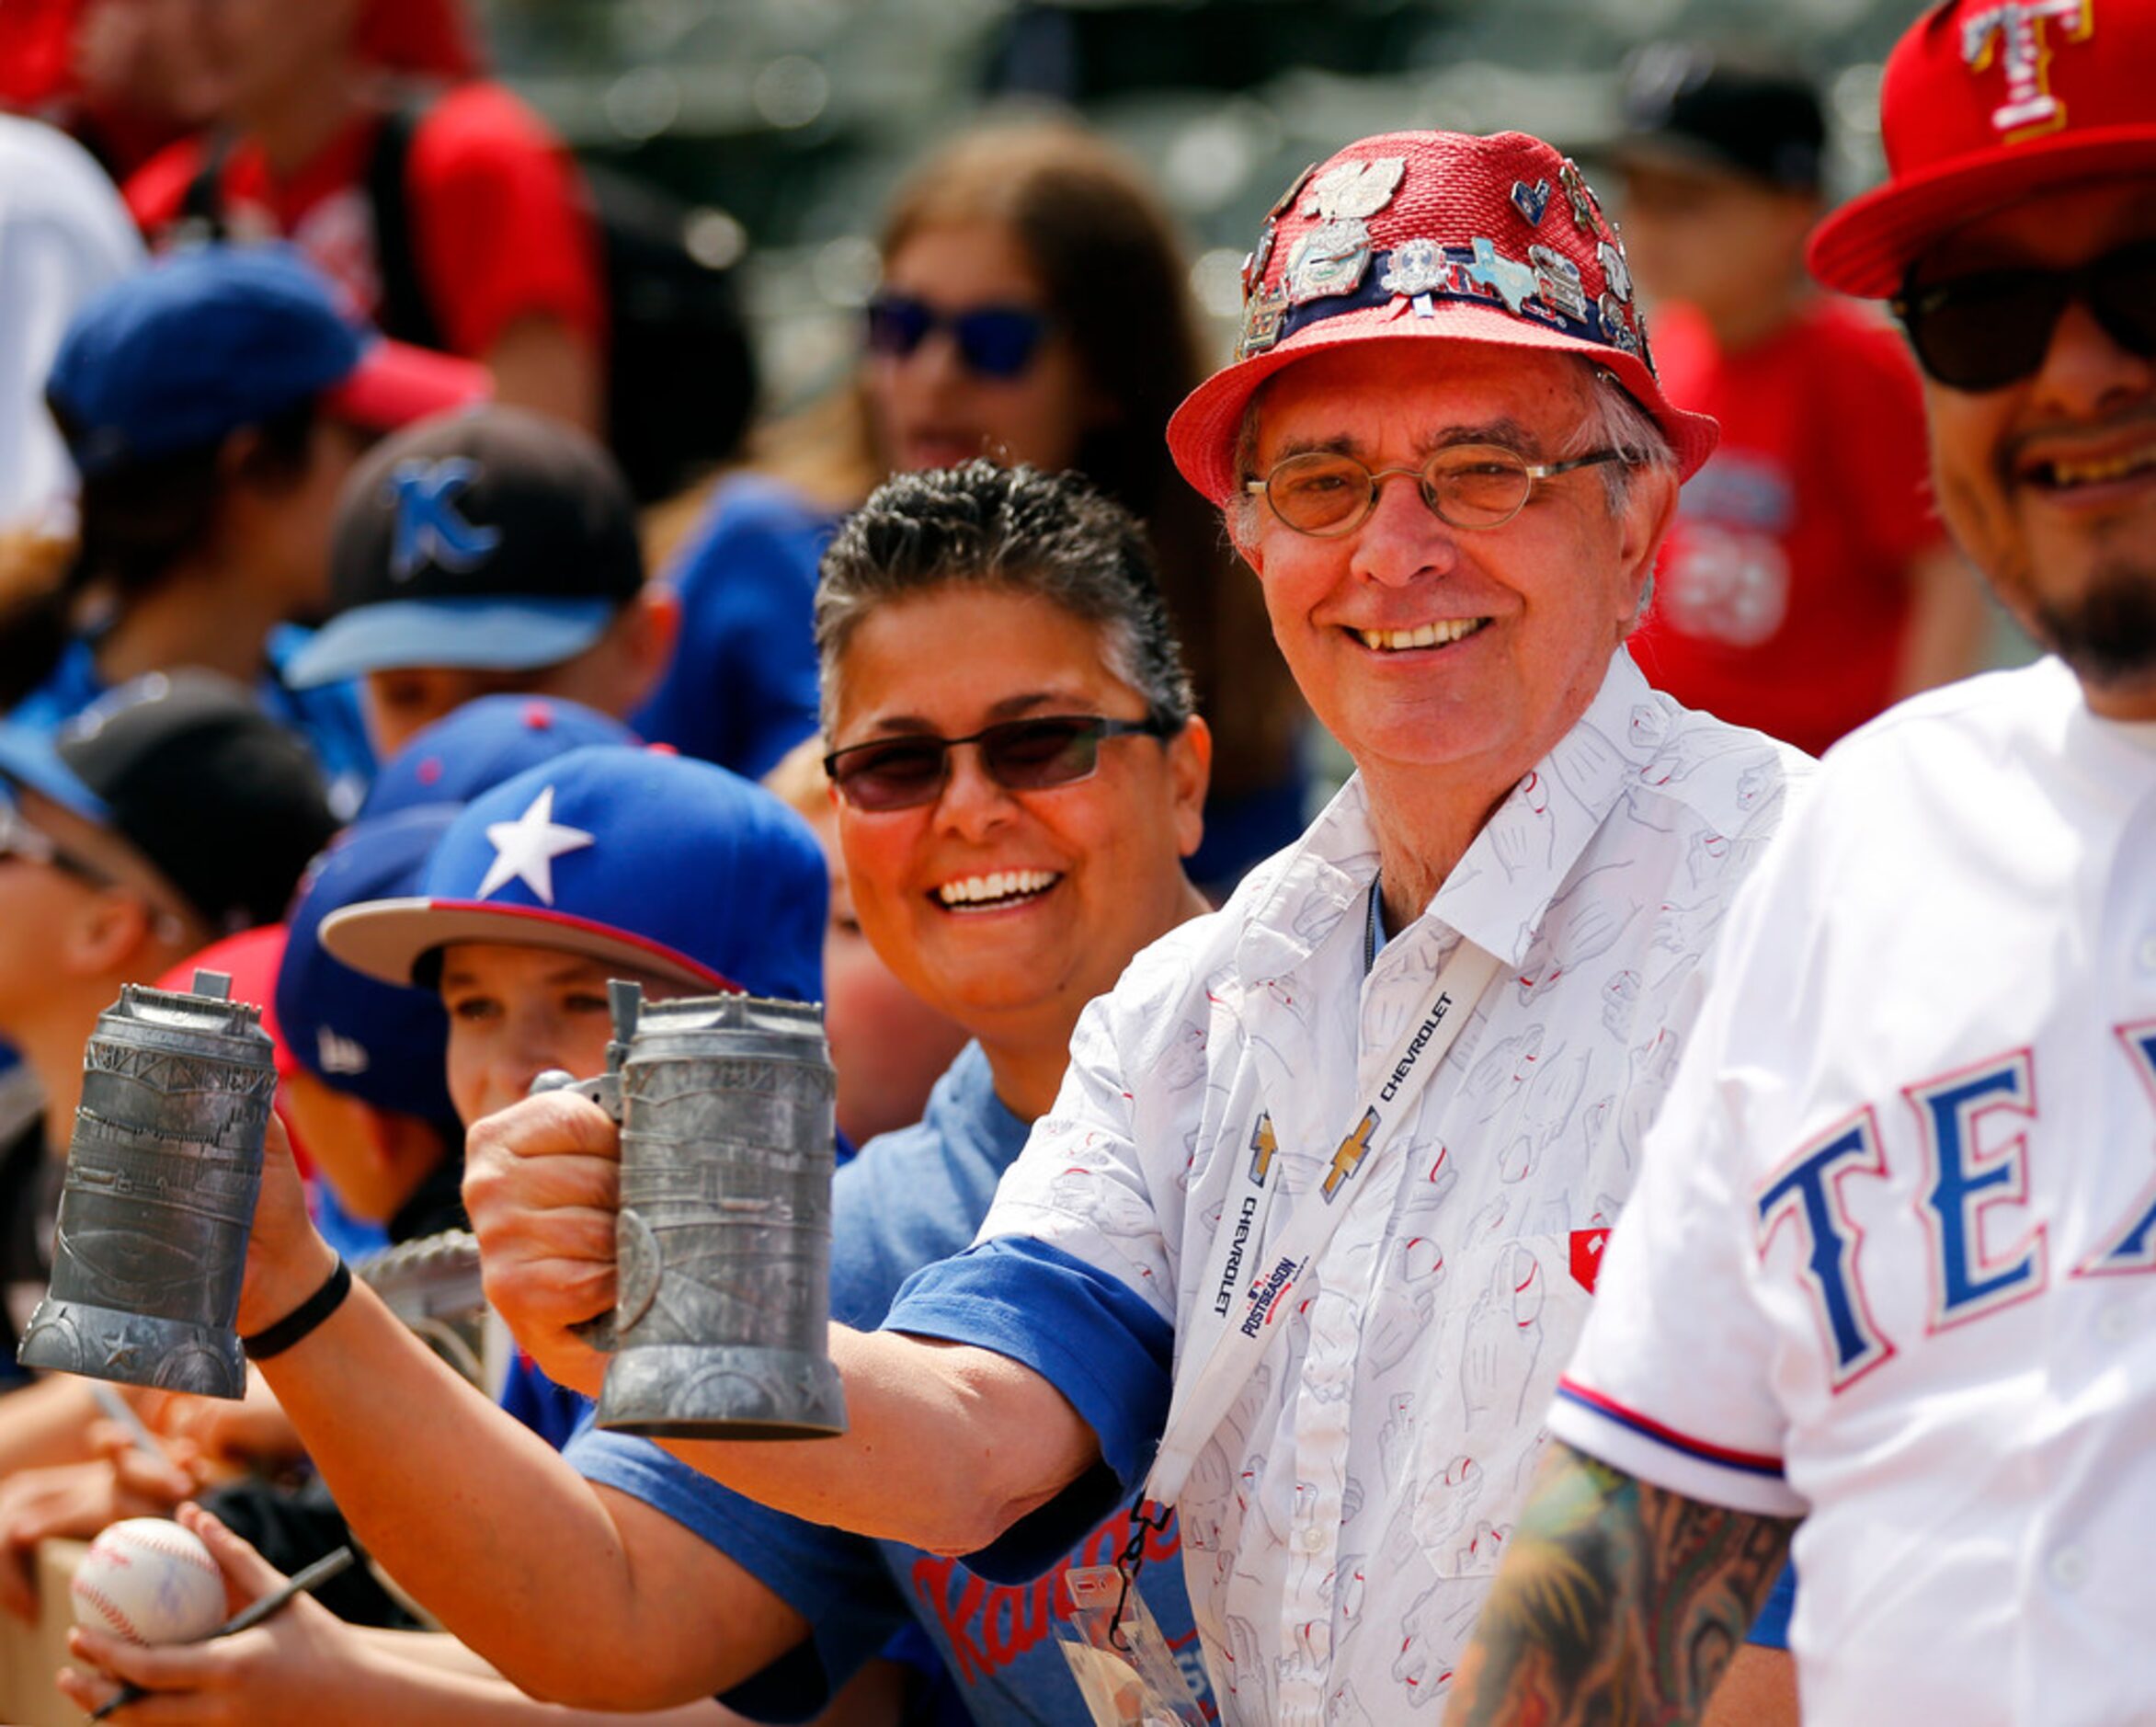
[1431, 647, 1653, 969]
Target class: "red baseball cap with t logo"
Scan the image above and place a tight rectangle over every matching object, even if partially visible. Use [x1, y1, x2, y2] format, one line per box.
[1810, 0, 2156, 297]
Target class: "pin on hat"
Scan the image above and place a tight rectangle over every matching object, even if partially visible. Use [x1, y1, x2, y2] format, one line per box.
[1808, 0, 2156, 297]
[284, 406, 644, 690]
[1168, 130, 1718, 508]
[320, 746, 826, 1007]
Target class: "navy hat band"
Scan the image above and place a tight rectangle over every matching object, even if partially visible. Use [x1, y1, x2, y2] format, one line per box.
[1272, 242, 1647, 364]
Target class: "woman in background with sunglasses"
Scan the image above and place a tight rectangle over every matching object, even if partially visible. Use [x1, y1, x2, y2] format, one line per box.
[643, 118, 1305, 898]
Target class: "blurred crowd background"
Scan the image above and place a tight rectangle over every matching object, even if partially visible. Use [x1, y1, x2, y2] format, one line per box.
[478, 0, 1925, 417]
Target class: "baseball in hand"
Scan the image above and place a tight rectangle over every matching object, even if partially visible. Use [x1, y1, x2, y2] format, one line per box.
[71, 1517, 227, 1645]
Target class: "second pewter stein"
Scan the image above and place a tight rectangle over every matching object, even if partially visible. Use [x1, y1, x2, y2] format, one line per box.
[17, 969, 274, 1399]
[535, 981, 848, 1439]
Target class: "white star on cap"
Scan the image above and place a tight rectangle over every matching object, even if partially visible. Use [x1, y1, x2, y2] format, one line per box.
[475, 784, 595, 905]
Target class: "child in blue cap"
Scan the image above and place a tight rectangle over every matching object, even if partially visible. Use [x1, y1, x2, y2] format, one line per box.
[61, 744, 863, 1722]
[2, 244, 485, 813]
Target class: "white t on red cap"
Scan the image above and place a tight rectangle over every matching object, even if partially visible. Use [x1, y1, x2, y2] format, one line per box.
[1809, 0, 2156, 298]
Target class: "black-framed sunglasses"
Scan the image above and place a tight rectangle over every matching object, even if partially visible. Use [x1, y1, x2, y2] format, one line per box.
[1247, 444, 1626, 538]
[824, 714, 1178, 813]
[0, 797, 120, 888]
[1893, 240, 2156, 392]
[864, 293, 1054, 381]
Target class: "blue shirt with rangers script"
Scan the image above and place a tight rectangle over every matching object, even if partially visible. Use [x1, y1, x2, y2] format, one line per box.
[566, 1043, 1216, 1723]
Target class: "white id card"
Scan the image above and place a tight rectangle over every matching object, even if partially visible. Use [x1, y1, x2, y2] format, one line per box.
[1054, 1564, 1209, 1727]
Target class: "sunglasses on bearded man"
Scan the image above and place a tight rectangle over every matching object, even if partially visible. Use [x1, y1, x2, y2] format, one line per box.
[1893, 239, 2156, 393]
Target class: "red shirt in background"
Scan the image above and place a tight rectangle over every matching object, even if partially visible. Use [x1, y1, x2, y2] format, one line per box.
[125, 81, 602, 361]
[0, 0, 484, 181]
[1631, 296, 1945, 759]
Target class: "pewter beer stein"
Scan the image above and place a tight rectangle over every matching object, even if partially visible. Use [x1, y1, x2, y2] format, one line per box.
[537, 982, 847, 1439]
[17, 970, 274, 1398]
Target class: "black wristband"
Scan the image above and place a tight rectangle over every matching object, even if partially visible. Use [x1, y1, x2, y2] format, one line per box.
[241, 1256, 351, 1361]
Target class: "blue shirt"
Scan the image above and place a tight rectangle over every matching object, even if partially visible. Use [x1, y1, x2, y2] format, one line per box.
[632, 475, 831, 782]
[568, 1044, 1216, 1723]
[10, 625, 375, 818]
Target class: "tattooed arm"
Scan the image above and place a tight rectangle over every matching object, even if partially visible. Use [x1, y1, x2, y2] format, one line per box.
[1445, 1441, 1797, 1727]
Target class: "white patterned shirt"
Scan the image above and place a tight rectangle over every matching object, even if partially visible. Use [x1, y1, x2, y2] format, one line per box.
[885, 648, 1808, 1725]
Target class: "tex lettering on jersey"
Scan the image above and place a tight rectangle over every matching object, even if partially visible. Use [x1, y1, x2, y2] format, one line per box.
[1757, 1027, 2156, 1391]
[2077, 1021, 2156, 1275]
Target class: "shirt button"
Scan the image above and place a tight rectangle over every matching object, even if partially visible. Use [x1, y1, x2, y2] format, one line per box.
[2097, 1305, 2136, 1343]
[2051, 1546, 2089, 1591]
[2138, 934, 2156, 973]
[1299, 1526, 1328, 1553]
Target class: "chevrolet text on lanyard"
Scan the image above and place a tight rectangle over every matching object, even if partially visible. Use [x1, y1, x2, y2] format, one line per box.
[1145, 897, 1500, 1508]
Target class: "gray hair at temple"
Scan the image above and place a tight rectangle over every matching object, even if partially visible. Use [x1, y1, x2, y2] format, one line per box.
[815, 460, 1196, 732]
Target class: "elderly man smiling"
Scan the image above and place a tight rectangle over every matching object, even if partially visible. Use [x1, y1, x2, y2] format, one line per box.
[439, 130, 1809, 1724]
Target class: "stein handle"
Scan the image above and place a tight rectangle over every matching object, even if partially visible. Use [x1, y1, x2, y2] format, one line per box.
[527, 1069, 623, 1352]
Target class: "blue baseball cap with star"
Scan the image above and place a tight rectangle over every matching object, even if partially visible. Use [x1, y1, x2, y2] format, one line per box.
[319, 745, 826, 1003]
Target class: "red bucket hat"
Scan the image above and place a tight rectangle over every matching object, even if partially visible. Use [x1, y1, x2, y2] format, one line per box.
[1167, 130, 1718, 507]
[1809, 0, 2156, 299]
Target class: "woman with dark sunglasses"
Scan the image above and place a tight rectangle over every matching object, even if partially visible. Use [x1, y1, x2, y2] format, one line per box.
[553, 460, 1220, 1719]
[199, 463, 1219, 1724]
[642, 118, 1306, 898]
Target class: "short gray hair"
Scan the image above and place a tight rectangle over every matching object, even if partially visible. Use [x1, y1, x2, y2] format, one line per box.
[816, 460, 1196, 734]
[1227, 353, 1675, 537]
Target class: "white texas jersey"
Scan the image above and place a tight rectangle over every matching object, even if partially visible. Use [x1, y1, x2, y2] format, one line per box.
[1551, 658, 2156, 1725]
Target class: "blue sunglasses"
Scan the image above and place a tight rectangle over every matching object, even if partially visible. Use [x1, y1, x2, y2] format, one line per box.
[864, 294, 1053, 380]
